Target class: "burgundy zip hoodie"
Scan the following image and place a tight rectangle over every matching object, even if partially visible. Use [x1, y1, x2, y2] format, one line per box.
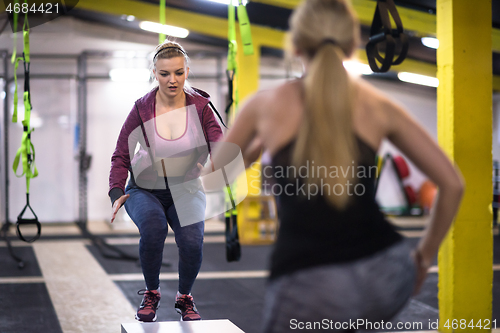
[108, 86, 223, 205]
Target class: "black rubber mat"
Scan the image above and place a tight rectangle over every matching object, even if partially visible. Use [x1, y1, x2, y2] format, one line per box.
[493, 236, 500, 264]
[86, 243, 273, 275]
[0, 247, 43, 277]
[0, 283, 63, 333]
[492, 271, 500, 323]
[86, 244, 176, 275]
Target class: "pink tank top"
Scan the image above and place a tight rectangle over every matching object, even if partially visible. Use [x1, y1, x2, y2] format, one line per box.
[154, 110, 197, 158]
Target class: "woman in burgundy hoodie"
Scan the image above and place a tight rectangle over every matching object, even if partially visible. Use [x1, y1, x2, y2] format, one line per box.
[108, 41, 223, 322]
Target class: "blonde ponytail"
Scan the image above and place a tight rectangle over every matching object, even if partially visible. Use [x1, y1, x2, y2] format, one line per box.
[289, 0, 360, 209]
[292, 43, 358, 209]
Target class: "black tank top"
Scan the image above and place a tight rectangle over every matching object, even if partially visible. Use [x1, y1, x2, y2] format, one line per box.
[269, 136, 402, 280]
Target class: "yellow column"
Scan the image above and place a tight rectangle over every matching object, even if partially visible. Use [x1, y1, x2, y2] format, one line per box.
[236, 40, 261, 196]
[437, 0, 492, 331]
[235, 38, 266, 244]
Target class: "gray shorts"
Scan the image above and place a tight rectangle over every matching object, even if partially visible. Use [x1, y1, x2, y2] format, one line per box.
[262, 239, 417, 332]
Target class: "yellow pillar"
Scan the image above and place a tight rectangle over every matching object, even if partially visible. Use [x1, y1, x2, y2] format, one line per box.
[236, 40, 261, 196]
[437, 0, 492, 331]
[234, 39, 272, 244]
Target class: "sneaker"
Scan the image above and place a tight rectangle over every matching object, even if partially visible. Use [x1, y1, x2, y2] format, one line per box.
[135, 289, 161, 322]
[175, 293, 201, 321]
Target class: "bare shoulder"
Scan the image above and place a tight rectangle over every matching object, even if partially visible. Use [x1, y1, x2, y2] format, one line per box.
[271, 79, 302, 102]
[354, 78, 389, 114]
[237, 86, 273, 118]
[353, 77, 403, 135]
[242, 79, 302, 118]
[263, 79, 300, 101]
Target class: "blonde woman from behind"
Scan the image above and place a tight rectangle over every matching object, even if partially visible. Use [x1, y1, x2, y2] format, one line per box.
[210, 0, 464, 331]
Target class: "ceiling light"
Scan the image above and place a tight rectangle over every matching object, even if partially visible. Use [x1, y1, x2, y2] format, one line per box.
[421, 37, 439, 49]
[139, 21, 189, 38]
[397, 72, 439, 87]
[205, 0, 248, 5]
[343, 60, 373, 75]
[126, 15, 135, 22]
[110, 68, 151, 82]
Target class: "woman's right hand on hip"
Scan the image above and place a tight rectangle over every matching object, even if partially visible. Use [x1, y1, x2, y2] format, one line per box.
[111, 194, 130, 223]
[411, 248, 432, 296]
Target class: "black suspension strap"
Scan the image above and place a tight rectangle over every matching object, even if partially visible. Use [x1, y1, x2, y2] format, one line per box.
[224, 1, 240, 262]
[224, 168, 241, 262]
[223, 0, 254, 262]
[365, 0, 409, 73]
[209, 101, 228, 129]
[224, 68, 235, 117]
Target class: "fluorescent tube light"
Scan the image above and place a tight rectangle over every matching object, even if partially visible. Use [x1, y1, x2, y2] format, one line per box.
[205, 0, 248, 5]
[139, 21, 189, 38]
[421, 37, 439, 49]
[397, 72, 439, 88]
[110, 68, 151, 82]
[343, 61, 373, 75]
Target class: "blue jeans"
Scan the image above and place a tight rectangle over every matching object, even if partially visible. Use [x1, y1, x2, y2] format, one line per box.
[124, 176, 205, 294]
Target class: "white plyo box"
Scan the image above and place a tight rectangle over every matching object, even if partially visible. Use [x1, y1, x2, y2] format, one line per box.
[121, 319, 245, 333]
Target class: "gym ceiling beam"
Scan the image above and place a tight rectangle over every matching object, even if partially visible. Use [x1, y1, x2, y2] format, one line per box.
[74, 0, 285, 50]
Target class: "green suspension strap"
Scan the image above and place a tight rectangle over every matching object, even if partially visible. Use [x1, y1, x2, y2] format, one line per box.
[10, 0, 18, 65]
[11, 4, 41, 243]
[237, 0, 254, 56]
[224, 0, 253, 116]
[11, 0, 21, 124]
[159, 0, 166, 44]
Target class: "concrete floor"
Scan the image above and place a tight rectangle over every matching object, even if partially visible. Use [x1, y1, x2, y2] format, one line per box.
[0, 217, 498, 333]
